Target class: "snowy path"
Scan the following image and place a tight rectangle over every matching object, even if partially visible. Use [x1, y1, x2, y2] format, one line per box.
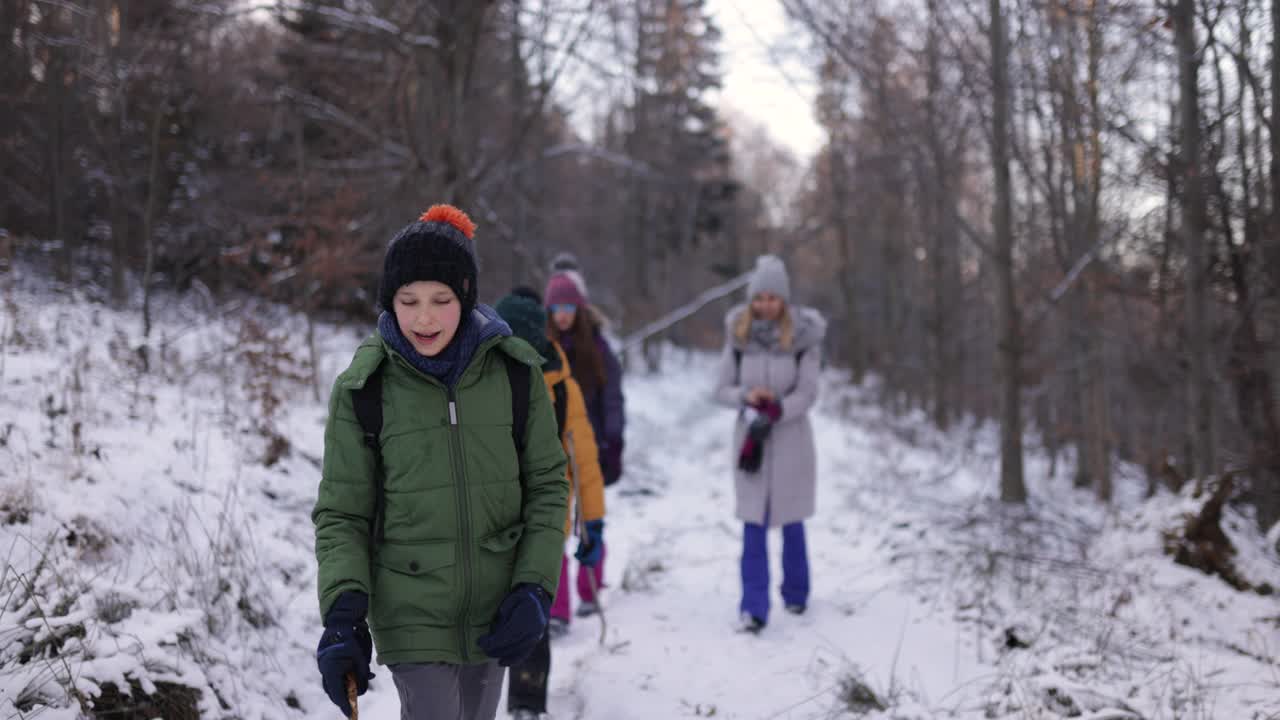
[533, 354, 984, 720]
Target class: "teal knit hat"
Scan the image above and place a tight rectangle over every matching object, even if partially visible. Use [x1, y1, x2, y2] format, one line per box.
[495, 293, 553, 363]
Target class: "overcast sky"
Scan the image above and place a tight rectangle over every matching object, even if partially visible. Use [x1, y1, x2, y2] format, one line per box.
[708, 0, 824, 162]
[249, 2, 825, 163]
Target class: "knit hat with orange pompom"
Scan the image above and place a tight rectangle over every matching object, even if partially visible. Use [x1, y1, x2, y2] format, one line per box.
[379, 204, 480, 315]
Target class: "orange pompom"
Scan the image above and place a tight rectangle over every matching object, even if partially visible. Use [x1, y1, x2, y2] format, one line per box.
[420, 204, 476, 239]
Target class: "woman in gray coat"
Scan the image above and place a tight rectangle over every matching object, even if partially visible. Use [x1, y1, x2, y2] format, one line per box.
[713, 255, 826, 633]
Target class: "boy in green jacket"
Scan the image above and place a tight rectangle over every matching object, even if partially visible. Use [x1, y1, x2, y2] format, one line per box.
[313, 205, 569, 719]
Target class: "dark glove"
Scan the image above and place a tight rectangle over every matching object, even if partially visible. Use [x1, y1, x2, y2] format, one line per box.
[316, 591, 375, 718]
[574, 519, 605, 567]
[600, 440, 624, 486]
[477, 583, 552, 667]
[738, 401, 782, 474]
[746, 409, 774, 442]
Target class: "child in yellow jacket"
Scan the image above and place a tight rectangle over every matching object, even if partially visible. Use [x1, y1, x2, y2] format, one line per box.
[495, 292, 606, 719]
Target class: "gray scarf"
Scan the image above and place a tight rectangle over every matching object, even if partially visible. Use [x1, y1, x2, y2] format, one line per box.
[748, 319, 782, 351]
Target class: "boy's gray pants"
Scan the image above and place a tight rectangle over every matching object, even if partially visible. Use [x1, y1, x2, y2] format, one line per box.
[390, 661, 504, 720]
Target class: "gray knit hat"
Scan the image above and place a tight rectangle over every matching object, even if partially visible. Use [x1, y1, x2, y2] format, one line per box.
[747, 254, 790, 302]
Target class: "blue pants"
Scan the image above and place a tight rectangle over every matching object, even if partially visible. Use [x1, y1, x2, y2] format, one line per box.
[740, 520, 809, 622]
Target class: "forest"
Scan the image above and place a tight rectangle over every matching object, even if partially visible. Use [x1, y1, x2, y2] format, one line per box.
[2, 0, 1278, 529]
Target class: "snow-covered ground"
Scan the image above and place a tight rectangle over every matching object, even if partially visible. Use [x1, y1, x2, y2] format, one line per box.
[2, 284, 1278, 719]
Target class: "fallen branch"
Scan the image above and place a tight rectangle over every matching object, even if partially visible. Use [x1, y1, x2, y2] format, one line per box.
[1164, 468, 1259, 592]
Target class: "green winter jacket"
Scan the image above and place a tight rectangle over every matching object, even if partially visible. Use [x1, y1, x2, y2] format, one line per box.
[313, 332, 568, 666]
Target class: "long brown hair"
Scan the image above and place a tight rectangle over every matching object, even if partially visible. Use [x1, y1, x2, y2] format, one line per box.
[733, 303, 794, 350]
[550, 307, 608, 394]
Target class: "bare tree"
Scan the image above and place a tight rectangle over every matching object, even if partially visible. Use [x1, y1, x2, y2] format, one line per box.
[1176, 0, 1215, 486]
[989, 0, 1027, 502]
[1273, 0, 1280, 231]
[1035, 0, 1113, 500]
[813, 51, 866, 381]
[922, 0, 968, 429]
[1202, 0, 1280, 525]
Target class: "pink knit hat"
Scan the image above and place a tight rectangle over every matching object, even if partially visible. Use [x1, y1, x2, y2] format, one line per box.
[549, 252, 589, 300]
[544, 272, 587, 308]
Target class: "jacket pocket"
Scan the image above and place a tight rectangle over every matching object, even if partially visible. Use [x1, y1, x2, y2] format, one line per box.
[371, 541, 457, 630]
[479, 523, 525, 552]
[471, 523, 526, 623]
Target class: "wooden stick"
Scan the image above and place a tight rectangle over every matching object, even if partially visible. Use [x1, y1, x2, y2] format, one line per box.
[346, 673, 358, 720]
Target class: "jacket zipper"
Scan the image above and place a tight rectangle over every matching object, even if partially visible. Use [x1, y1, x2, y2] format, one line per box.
[447, 385, 475, 662]
[384, 336, 503, 662]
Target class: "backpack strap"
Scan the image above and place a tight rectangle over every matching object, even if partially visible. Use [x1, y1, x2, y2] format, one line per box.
[350, 369, 386, 545]
[552, 380, 569, 437]
[787, 349, 808, 395]
[505, 355, 530, 455]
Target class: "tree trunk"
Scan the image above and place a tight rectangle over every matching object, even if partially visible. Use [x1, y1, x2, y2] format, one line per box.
[1176, 0, 1215, 486]
[626, 9, 652, 338]
[926, 0, 950, 429]
[507, 0, 528, 288]
[1272, 0, 1279, 226]
[110, 184, 129, 303]
[107, 0, 128, 304]
[1080, 289, 1112, 500]
[830, 145, 862, 383]
[1036, 390, 1060, 479]
[294, 112, 323, 403]
[1219, 2, 1280, 529]
[439, 4, 484, 206]
[991, 0, 1026, 503]
[141, 102, 164, 364]
[870, 65, 904, 412]
[1046, 10, 1090, 490]
[47, 49, 69, 283]
[1081, 0, 1111, 501]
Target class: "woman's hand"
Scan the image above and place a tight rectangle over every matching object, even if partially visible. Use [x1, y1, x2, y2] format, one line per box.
[745, 387, 775, 406]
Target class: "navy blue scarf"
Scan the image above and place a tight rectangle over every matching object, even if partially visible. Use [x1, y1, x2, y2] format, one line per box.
[378, 304, 512, 388]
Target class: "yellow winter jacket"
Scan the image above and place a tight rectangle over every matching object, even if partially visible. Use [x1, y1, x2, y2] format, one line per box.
[543, 342, 606, 537]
